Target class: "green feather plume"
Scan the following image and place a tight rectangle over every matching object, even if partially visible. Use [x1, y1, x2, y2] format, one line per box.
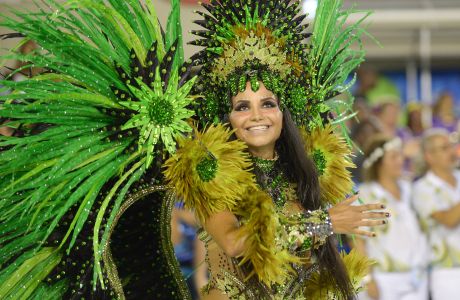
[0, 0, 195, 296]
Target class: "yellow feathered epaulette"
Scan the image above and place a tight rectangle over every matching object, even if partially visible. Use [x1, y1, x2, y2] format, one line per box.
[301, 124, 355, 205]
[303, 249, 374, 299]
[163, 123, 255, 224]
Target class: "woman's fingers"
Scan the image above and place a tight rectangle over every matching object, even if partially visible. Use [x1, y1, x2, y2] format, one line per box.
[358, 203, 386, 212]
[359, 219, 387, 227]
[361, 211, 390, 219]
[353, 229, 376, 237]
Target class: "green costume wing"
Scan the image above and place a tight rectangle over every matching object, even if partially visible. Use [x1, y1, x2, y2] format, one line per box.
[0, 0, 193, 298]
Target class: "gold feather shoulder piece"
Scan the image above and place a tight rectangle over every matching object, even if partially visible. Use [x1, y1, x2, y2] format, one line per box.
[163, 123, 256, 223]
[235, 187, 300, 286]
[301, 124, 355, 205]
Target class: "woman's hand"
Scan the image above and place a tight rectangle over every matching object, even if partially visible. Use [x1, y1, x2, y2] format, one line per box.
[328, 194, 389, 237]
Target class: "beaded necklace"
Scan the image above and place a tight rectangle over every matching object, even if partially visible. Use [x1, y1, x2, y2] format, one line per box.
[252, 153, 290, 208]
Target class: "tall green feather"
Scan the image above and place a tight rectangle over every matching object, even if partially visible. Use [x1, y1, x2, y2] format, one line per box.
[0, 0, 195, 297]
[306, 0, 372, 129]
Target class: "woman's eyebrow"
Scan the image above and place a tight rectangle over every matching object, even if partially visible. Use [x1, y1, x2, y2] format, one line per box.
[261, 97, 276, 101]
[233, 99, 250, 104]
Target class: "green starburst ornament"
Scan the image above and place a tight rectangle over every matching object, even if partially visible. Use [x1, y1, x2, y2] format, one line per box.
[120, 67, 196, 167]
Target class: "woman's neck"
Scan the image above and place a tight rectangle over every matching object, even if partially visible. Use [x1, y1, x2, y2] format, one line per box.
[378, 175, 400, 200]
[249, 148, 275, 160]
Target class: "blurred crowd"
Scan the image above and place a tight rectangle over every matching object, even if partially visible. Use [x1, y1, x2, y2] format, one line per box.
[349, 68, 460, 300]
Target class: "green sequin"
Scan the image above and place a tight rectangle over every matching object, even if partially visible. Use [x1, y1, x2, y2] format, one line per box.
[301, 237, 312, 251]
[250, 74, 259, 91]
[252, 155, 276, 174]
[149, 100, 175, 126]
[196, 157, 218, 182]
[252, 154, 289, 208]
[312, 148, 327, 175]
[238, 74, 247, 92]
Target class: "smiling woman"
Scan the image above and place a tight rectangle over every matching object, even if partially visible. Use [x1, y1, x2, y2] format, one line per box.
[165, 0, 393, 298]
[187, 76, 390, 299]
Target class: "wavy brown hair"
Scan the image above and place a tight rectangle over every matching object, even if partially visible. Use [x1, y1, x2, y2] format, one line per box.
[275, 109, 354, 299]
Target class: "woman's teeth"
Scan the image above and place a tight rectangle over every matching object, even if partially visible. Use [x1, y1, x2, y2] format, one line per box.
[247, 125, 269, 131]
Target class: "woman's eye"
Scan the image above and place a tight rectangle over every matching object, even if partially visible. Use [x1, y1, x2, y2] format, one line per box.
[262, 100, 277, 108]
[234, 104, 249, 111]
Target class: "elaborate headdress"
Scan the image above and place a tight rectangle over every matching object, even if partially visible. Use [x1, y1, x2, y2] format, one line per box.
[0, 0, 371, 298]
[190, 0, 368, 130]
[184, 0, 366, 205]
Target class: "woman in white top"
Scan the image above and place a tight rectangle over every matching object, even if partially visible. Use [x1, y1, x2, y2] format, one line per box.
[355, 135, 429, 300]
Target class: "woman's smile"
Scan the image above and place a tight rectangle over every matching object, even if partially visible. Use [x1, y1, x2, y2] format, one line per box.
[246, 125, 270, 132]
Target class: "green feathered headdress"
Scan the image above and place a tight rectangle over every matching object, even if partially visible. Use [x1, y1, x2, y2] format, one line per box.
[191, 0, 370, 130]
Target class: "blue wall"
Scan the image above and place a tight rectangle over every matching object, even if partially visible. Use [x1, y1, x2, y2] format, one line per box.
[383, 70, 460, 106]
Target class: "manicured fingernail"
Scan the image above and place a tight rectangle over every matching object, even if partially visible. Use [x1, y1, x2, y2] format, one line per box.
[385, 213, 390, 217]
[372, 233, 376, 237]
[381, 204, 386, 209]
[353, 190, 359, 195]
[382, 220, 387, 224]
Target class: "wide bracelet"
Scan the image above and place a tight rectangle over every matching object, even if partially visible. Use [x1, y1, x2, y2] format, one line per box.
[303, 209, 334, 241]
[285, 209, 333, 251]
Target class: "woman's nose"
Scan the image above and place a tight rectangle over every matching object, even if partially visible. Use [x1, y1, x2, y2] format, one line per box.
[250, 106, 263, 121]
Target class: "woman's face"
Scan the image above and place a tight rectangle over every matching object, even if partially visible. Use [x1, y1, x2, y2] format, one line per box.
[379, 149, 403, 180]
[229, 81, 283, 158]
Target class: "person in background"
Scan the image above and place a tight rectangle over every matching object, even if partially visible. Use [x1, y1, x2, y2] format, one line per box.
[373, 101, 420, 179]
[350, 119, 380, 185]
[406, 102, 425, 138]
[171, 205, 208, 299]
[412, 128, 460, 300]
[432, 92, 458, 133]
[373, 102, 409, 140]
[354, 135, 429, 300]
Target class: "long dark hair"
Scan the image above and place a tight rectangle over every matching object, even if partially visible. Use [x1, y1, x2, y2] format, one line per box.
[276, 109, 354, 299]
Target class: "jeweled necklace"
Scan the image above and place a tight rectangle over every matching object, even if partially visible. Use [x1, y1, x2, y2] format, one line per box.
[252, 153, 289, 208]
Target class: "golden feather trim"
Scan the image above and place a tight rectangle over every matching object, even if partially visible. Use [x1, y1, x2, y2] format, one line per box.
[303, 249, 374, 299]
[301, 125, 355, 205]
[163, 123, 255, 224]
[235, 187, 301, 286]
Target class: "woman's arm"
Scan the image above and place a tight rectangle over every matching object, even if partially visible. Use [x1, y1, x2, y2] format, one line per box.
[193, 237, 208, 292]
[203, 210, 247, 257]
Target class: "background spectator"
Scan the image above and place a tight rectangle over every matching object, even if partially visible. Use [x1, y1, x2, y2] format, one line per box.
[354, 135, 429, 300]
[412, 129, 460, 300]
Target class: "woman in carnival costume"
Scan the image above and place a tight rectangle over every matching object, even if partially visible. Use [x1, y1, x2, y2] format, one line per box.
[355, 135, 429, 300]
[0, 0, 387, 299]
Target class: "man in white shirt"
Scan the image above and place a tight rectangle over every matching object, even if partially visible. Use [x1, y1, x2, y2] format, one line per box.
[412, 128, 460, 300]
